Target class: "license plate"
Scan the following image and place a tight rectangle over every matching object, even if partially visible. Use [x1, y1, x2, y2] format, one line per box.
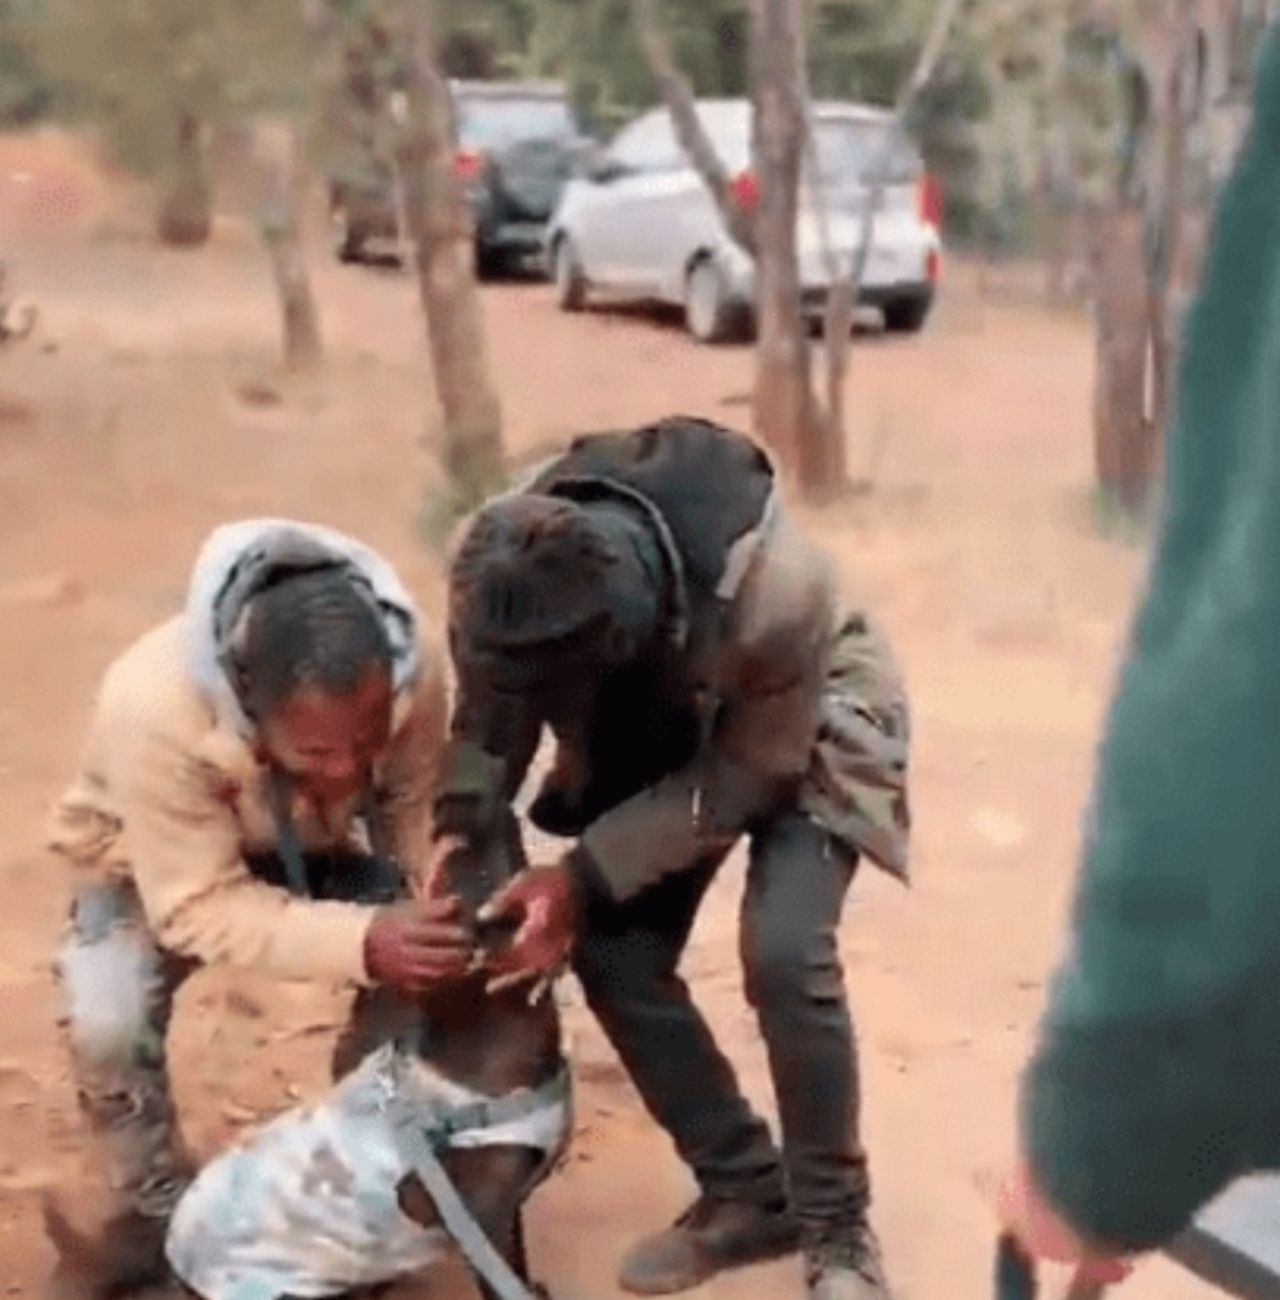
[499, 222, 546, 245]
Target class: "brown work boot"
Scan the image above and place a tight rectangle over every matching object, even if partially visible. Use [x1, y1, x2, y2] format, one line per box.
[618, 1195, 800, 1295]
[804, 1222, 894, 1300]
[44, 1193, 171, 1300]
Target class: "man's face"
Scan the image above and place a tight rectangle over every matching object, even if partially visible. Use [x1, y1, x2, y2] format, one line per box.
[258, 667, 393, 804]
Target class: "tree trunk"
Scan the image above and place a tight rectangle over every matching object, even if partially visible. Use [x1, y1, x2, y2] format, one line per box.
[156, 111, 212, 248]
[1142, 1, 1200, 456]
[256, 126, 323, 373]
[393, 0, 504, 509]
[750, 0, 833, 499]
[633, 0, 755, 255]
[1088, 3, 1201, 518]
[812, 0, 963, 480]
[1089, 205, 1154, 514]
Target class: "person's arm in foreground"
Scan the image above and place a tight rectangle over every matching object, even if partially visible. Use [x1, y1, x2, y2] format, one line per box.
[1007, 27, 1280, 1263]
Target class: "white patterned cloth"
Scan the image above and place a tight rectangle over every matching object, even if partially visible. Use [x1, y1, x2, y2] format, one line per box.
[167, 1044, 570, 1300]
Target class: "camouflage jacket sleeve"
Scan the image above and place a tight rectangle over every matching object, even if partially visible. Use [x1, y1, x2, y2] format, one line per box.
[799, 609, 911, 881]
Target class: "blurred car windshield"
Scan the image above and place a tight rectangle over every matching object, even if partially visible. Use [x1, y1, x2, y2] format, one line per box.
[811, 118, 922, 184]
[456, 96, 575, 149]
[619, 103, 923, 185]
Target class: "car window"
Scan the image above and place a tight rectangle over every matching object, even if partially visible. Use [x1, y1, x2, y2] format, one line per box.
[811, 118, 922, 185]
[455, 97, 575, 149]
[608, 103, 755, 174]
[691, 105, 751, 168]
[606, 112, 683, 172]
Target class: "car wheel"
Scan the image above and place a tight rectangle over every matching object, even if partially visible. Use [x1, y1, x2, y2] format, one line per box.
[684, 258, 748, 345]
[476, 243, 507, 281]
[882, 294, 933, 334]
[552, 236, 587, 311]
[331, 204, 366, 264]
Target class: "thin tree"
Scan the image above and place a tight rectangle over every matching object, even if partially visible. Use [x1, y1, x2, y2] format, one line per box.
[633, 0, 755, 254]
[749, 0, 833, 496]
[633, 0, 963, 500]
[632, 0, 840, 500]
[254, 122, 324, 372]
[27, 0, 217, 248]
[810, 0, 966, 466]
[389, 0, 505, 518]
[1089, 1, 1204, 516]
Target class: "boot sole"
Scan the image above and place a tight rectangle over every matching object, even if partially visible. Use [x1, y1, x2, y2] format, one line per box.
[618, 1230, 802, 1296]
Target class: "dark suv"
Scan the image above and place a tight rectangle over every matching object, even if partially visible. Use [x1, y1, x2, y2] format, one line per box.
[329, 79, 588, 273]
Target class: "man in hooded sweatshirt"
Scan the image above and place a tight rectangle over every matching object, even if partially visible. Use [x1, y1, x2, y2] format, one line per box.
[44, 518, 468, 1299]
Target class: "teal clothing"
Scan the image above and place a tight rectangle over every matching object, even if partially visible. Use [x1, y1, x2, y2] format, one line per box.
[1023, 27, 1280, 1252]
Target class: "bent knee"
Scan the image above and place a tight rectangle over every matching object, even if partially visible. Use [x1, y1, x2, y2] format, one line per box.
[59, 925, 159, 1067]
[741, 918, 842, 1010]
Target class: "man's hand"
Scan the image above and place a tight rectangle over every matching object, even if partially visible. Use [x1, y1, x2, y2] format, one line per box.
[999, 1162, 1132, 1287]
[477, 864, 577, 994]
[364, 897, 472, 994]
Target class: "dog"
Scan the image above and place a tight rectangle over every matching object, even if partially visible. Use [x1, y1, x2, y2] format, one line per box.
[155, 809, 564, 1300]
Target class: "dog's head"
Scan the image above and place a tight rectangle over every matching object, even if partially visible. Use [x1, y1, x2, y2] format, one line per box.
[432, 809, 527, 967]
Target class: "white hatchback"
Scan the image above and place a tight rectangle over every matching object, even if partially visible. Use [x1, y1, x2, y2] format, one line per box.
[546, 98, 943, 343]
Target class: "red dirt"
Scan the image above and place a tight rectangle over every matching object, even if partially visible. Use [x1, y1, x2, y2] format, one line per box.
[0, 140, 1212, 1299]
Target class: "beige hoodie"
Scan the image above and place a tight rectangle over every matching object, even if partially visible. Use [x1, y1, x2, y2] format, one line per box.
[49, 520, 447, 986]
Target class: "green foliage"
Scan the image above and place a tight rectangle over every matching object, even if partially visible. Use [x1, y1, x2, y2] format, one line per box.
[3, 0, 1243, 255]
[23, 0, 314, 175]
[0, 0, 48, 125]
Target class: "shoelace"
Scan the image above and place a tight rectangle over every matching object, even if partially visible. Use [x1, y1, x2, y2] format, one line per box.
[805, 1232, 884, 1286]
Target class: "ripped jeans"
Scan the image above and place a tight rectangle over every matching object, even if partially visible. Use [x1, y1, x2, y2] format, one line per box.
[55, 853, 406, 1223]
[55, 878, 198, 1219]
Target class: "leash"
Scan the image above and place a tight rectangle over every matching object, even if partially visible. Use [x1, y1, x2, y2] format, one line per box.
[400, 1135, 538, 1300]
[392, 1069, 571, 1300]
[266, 767, 403, 900]
[268, 762, 563, 1300]
[996, 1234, 1113, 1300]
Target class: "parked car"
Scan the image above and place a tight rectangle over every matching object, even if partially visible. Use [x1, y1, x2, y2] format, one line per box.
[546, 99, 943, 342]
[329, 79, 590, 273]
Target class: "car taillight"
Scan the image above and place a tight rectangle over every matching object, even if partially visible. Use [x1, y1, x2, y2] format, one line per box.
[729, 170, 760, 214]
[918, 172, 943, 229]
[926, 247, 942, 284]
[453, 150, 486, 184]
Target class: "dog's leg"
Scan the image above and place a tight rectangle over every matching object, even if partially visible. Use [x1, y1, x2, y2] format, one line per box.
[397, 1145, 544, 1300]
[509, 1209, 530, 1280]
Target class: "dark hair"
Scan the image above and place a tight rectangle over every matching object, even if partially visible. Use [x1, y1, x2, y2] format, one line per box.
[239, 567, 393, 720]
[449, 496, 616, 647]
[449, 494, 663, 666]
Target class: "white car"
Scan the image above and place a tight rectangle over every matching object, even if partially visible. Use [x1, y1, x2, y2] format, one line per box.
[546, 98, 943, 343]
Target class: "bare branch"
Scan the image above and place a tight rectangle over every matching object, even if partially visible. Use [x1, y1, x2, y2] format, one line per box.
[392, 0, 504, 512]
[814, 0, 966, 453]
[1141, 0, 1201, 436]
[256, 123, 323, 372]
[632, 0, 756, 255]
[751, 0, 834, 497]
[848, 0, 966, 295]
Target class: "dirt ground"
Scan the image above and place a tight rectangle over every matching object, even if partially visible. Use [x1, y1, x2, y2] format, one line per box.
[0, 135, 1216, 1300]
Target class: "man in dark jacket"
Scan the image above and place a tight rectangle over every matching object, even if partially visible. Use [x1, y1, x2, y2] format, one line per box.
[434, 417, 911, 1300]
[1003, 24, 1280, 1279]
